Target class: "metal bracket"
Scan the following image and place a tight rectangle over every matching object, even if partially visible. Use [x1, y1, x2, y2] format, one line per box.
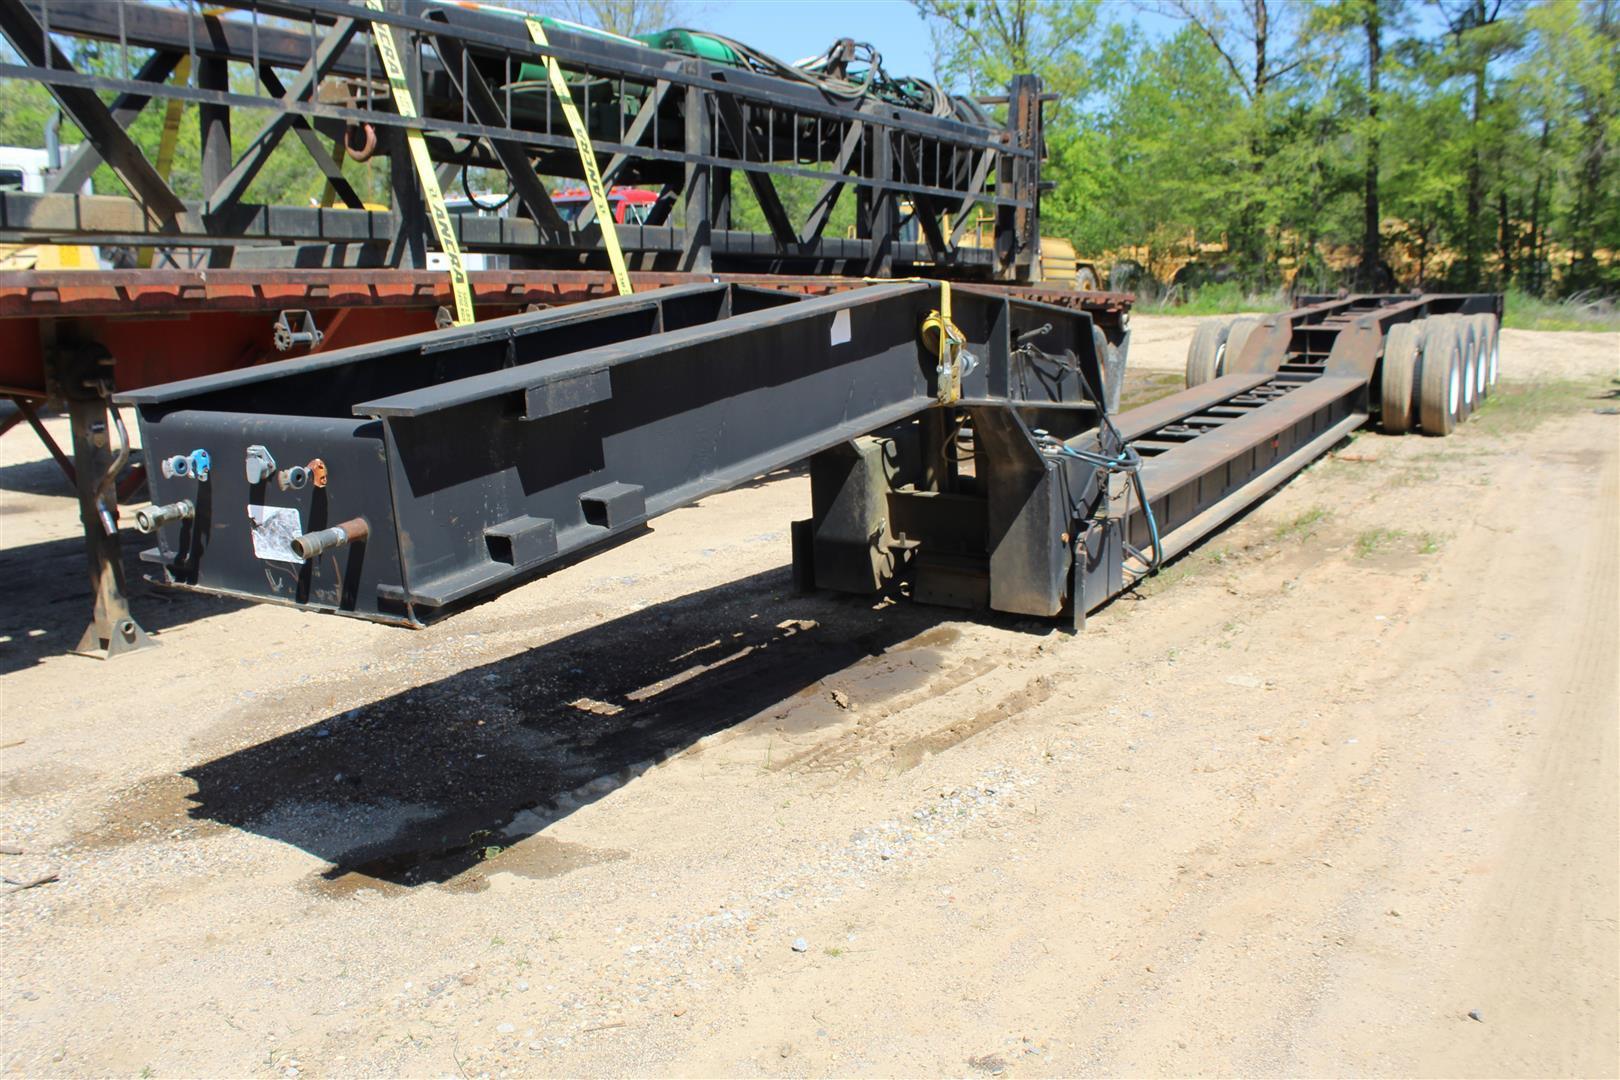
[272, 309, 324, 353]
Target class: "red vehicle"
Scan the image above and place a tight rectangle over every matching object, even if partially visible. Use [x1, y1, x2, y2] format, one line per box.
[551, 186, 659, 225]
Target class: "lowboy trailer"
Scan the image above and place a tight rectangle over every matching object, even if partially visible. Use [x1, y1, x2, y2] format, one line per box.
[118, 286, 1502, 629]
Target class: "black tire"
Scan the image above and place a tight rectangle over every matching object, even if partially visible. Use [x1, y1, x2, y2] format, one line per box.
[1454, 317, 1480, 419]
[1380, 320, 1423, 434]
[1075, 266, 1100, 292]
[1223, 317, 1261, 373]
[1417, 319, 1462, 436]
[1485, 314, 1500, 390]
[1186, 318, 1231, 387]
[1468, 313, 1499, 399]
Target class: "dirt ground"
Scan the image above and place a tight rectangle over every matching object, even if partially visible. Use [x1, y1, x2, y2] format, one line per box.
[1, 317, 1616, 1079]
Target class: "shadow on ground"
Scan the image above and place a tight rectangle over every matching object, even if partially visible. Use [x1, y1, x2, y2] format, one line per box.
[181, 567, 957, 890]
[0, 453, 77, 498]
[0, 531, 246, 674]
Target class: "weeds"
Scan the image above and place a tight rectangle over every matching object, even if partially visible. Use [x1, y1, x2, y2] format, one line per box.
[1471, 377, 1615, 434]
[1355, 527, 1447, 558]
[1130, 283, 1618, 331]
[1134, 558, 1197, 597]
[1135, 285, 1617, 331]
[1134, 281, 1291, 316]
[1389, 464, 1441, 487]
[1133, 541, 1239, 599]
[1502, 288, 1620, 333]
[1355, 528, 1407, 557]
[1274, 506, 1331, 541]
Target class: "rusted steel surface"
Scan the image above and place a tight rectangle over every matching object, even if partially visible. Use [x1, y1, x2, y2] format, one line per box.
[1, 1, 1046, 280]
[0, 268, 1131, 317]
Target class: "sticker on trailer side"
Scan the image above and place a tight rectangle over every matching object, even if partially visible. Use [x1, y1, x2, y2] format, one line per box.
[248, 505, 303, 564]
[830, 309, 852, 346]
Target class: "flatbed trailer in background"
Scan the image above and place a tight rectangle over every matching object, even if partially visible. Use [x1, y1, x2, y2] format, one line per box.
[118, 287, 1502, 632]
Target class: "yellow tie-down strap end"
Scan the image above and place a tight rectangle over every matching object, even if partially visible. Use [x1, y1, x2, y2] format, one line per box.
[920, 282, 969, 405]
[365, 0, 476, 326]
[521, 16, 634, 297]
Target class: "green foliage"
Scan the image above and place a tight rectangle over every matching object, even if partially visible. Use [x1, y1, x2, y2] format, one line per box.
[1132, 281, 1289, 315]
[520, 0, 685, 38]
[727, 171, 857, 243]
[916, 0, 1130, 244]
[1354, 526, 1406, 557]
[1470, 375, 1617, 432]
[916, 0, 1115, 109]
[1274, 506, 1333, 542]
[0, 45, 391, 209]
[1500, 287, 1620, 331]
[914, 0, 1620, 303]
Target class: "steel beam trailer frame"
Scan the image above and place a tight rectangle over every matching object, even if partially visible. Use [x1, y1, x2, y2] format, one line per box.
[0, 0, 1046, 280]
[116, 286, 1502, 633]
[1, 269, 1129, 662]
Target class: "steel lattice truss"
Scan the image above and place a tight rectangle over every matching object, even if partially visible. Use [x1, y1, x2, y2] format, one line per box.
[0, 0, 1045, 279]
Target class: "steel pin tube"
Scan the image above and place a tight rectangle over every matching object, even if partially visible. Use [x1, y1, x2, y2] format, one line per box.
[290, 517, 369, 561]
[135, 499, 195, 533]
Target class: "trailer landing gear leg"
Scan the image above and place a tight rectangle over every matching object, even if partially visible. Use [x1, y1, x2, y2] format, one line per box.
[53, 352, 155, 659]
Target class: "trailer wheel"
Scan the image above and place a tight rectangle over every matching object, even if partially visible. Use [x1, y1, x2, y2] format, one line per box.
[1380, 320, 1422, 434]
[1485, 314, 1501, 389]
[1417, 319, 1462, 436]
[1186, 319, 1231, 387]
[1469, 313, 1499, 399]
[1455, 317, 1480, 419]
[1075, 266, 1100, 292]
[1223, 317, 1261, 373]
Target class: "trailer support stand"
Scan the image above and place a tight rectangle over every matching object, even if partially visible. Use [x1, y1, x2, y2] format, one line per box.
[47, 348, 155, 659]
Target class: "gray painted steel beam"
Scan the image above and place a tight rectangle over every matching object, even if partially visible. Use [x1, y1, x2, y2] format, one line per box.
[119, 282, 1111, 624]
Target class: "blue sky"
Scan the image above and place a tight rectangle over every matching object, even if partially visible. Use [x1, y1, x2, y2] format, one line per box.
[695, 1, 940, 77]
[688, 1, 1182, 87]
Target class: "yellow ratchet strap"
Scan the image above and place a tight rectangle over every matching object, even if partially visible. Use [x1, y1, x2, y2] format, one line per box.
[154, 56, 189, 180]
[522, 16, 634, 296]
[365, 0, 475, 326]
[136, 55, 192, 269]
[920, 280, 967, 405]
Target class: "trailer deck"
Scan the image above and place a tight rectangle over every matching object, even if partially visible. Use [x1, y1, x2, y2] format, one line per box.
[117, 286, 1504, 630]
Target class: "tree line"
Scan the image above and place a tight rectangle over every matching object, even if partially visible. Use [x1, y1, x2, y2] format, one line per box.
[918, 0, 1620, 297]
